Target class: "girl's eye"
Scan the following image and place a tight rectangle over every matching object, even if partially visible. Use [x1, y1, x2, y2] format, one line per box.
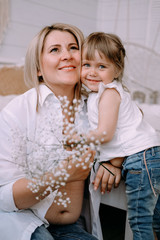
[99, 65, 105, 69]
[83, 63, 90, 68]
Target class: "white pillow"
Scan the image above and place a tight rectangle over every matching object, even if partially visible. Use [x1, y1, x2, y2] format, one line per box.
[139, 103, 160, 132]
[0, 95, 18, 111]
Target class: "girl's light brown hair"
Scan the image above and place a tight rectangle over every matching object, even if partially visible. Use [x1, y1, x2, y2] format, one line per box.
[82, 32, 126, 83]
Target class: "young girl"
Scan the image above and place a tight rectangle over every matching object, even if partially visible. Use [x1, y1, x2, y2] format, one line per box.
[81, 32, 160, 240]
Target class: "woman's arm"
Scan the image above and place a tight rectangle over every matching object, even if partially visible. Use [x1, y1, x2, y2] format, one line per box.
[13, 149, 95, 209]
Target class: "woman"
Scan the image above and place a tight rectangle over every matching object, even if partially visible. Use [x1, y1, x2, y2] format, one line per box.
[0, 23, 121, 240]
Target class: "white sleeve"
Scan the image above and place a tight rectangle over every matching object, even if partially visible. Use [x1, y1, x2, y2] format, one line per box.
[0, 102, 26, 211]
[30, 191, 57, 224]
[0, 182, 18, 211]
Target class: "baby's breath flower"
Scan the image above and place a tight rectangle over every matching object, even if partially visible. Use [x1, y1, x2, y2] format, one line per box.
[90, 136, 95, 141]
[11, 95, 101, 208]
[73, 99, 77, 104]
[70, 117, 74, 122]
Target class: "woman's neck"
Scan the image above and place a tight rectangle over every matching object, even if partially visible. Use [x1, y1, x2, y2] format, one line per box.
[46, 83, 75, 102]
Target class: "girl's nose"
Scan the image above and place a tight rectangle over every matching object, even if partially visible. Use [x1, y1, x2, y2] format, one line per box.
[89, 68, 97, 76]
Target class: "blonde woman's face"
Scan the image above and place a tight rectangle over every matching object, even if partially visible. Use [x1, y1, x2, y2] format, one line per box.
[38, 30, 81, 94]
[81, 49, 119, 92]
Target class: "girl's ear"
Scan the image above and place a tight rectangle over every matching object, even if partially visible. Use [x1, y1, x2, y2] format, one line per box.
[115, 68, 121, 78]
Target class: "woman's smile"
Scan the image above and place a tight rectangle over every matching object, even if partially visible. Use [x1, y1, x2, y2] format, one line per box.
[58, 65, 76, 71]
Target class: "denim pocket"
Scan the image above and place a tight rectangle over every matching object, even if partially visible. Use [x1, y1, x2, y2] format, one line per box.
[151, 168, 160, 194]
[125, 169, 142, 192]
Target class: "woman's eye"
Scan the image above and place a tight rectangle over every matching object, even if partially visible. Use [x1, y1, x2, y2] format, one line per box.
[50, 48, 58, 53]
[70, 45, 79, 50]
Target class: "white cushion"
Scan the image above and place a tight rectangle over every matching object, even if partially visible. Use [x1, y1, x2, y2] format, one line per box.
[139, 103, 160, 132]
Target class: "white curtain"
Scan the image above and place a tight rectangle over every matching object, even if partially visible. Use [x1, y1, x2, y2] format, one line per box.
[0, 0, 10, 44]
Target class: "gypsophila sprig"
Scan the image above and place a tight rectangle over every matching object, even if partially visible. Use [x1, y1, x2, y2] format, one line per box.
[11, 95, 101, 207]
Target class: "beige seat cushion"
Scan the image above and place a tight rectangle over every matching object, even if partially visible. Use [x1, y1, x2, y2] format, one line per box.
[0, 66, 29, 95]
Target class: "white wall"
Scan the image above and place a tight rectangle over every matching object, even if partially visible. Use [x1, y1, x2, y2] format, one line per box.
[1, 0, 160, 64]
[0, 0, 98, 64]
[0, 0, 160, 101]
[96, 0, 160, 101]
[97, 0, 160, 52]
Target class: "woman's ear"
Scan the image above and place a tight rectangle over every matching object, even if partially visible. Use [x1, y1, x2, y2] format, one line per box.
[37, 69, 44, 82]
[37, 69, 42, 77]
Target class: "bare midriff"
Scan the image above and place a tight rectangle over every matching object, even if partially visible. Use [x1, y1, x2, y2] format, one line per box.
[45, 180, 85, 225]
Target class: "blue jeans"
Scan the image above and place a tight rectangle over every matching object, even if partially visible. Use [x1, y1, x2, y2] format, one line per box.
[31, 221, 98, 240]
[153, 196, 160, 240]
[31, 225, 54, 240]
[122, 146, 160, 240]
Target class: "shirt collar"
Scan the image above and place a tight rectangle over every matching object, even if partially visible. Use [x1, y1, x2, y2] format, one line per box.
[38, 83, 87, 107]
[38, 84, 58, 106]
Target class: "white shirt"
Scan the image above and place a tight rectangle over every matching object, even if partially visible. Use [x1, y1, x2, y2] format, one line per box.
[0, 84, 95, 240]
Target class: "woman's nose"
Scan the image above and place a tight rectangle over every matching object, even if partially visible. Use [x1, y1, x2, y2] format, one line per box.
[61, 49, 72, 60]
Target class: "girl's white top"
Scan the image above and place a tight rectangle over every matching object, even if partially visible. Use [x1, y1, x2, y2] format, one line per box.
[88, 81, 160, 236]
[87, 80, 160, 161]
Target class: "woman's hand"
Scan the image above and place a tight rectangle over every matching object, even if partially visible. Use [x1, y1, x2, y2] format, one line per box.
[93, 162, 121, 194]
[13, 149, 95, 210]
[66, 148, 95, 182]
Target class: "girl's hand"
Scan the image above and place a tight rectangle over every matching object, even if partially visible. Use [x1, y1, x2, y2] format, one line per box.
[64, 133, 81, 147]
[93, 162, 121, 194]
[64, 132, 86, 149]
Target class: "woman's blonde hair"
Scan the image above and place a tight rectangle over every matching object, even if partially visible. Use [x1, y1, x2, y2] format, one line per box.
[82, 32, 126, 84]
[24, 23, 84, 100]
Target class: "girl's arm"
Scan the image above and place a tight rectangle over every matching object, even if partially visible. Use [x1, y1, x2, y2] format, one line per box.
[88, 88, 124, 168]
[64, 88, 122, 168]
[109, 157, 124, 168]
[87, 88, 121, 144]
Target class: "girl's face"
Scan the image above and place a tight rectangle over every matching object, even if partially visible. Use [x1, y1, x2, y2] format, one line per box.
[81, 49, 119, 92]
[38, 30, 81, 96]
